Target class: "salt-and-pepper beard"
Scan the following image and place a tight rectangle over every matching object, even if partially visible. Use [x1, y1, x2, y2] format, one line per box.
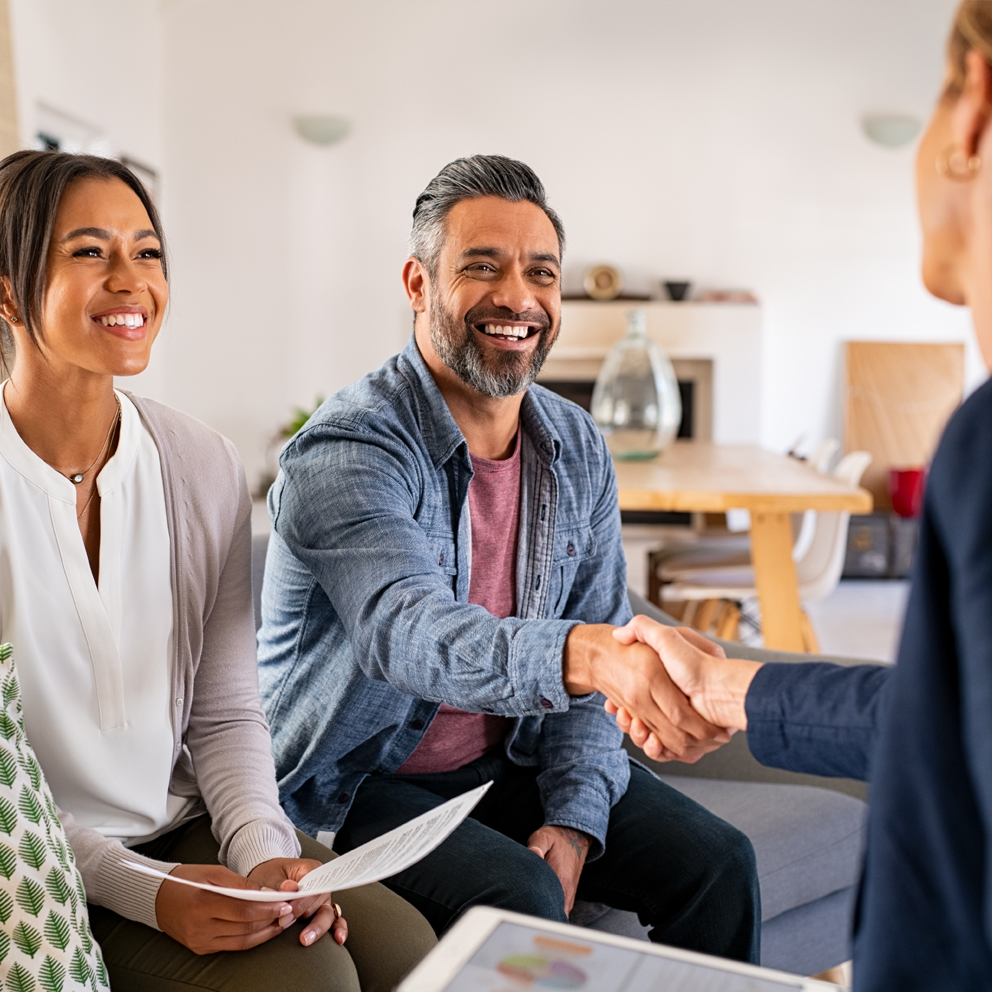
[429, 297, 558, 399]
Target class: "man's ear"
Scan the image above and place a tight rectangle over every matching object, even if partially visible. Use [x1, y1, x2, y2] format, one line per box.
[953, 49, 992, 157]
[402, 257, 429, 314]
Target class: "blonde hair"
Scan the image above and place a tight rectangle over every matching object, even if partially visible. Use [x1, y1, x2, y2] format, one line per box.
[947, 1, 992, 95]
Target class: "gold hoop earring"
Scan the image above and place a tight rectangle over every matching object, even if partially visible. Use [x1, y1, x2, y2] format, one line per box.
[936, 143, 982, 181]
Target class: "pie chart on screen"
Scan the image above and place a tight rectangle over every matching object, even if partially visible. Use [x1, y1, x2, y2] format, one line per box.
[496, 954, 587, 989]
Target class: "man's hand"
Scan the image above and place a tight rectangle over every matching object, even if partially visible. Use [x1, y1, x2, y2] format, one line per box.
[563, 624, 731, 761]
[248, 858, 348, 947]
[607, 618, 762, 761]
[527, 826, 591, 916]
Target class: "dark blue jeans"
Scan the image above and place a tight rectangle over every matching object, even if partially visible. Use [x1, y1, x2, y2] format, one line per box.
[335, 752, 760, 963]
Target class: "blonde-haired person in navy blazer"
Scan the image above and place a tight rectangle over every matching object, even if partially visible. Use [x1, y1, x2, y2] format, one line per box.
[608, 4, 992, 988]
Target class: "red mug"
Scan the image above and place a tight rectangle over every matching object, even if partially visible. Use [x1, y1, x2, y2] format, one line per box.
[889, 467, 926, 518]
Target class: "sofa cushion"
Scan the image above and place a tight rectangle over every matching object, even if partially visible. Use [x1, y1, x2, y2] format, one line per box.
[252, 531, 269, 632]
[658, 775, 866, 920]
[760, 886, 856, 975]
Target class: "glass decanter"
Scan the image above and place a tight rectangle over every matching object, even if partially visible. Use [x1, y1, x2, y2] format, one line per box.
[591, 308, 682, 460]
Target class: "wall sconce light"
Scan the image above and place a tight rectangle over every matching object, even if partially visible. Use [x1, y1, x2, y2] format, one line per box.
[861, 114, 922, 149]
[293, 115, 351, 146]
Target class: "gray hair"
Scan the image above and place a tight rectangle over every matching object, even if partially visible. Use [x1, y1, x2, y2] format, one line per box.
[409, 155, 566, 280]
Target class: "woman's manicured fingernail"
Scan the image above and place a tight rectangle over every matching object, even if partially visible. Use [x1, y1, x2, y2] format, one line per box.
[302, 929, 316, 945]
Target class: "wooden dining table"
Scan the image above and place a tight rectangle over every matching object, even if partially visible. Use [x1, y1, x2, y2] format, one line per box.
[614, 442, 873, 652]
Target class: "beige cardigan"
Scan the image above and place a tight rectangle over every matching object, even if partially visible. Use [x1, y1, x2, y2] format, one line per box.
[56, 394, 299, 930]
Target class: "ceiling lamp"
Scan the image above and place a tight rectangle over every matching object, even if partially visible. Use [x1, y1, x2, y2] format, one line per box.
[293, 115, 351, 146]
[861, 114, 921, 149]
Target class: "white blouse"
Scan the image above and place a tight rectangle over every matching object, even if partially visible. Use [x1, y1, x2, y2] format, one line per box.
[0, 388, 193, 844]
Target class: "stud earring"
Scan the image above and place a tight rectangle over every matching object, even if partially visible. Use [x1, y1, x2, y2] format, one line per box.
[936, 143, 982, 181]
[9, 316, 16, 323]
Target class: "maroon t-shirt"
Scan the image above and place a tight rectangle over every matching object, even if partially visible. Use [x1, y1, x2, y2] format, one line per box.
[396, 432, 520, 774]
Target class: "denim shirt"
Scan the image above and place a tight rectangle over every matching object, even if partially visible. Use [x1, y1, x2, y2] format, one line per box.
[258, 337, 632, 857]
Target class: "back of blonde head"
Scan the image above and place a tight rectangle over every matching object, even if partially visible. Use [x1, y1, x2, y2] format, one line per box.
[948, 1, 992, 93]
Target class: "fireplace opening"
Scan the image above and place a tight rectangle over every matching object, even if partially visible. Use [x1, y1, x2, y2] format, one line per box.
[540, 379, 696, 440]
[540, 377, 698, 526]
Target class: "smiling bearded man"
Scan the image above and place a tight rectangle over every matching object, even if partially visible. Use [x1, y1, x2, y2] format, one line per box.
[428, 290, 556, 398]
[257, 155, 760, 963]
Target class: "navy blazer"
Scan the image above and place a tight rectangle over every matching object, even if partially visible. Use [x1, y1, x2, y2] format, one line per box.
[743, 377, 992, 990]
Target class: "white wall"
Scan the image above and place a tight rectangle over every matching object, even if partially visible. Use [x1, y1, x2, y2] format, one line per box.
[7, 0, 166, 395]
[9, 0, 163, 162]
[10, 0, 982, 487]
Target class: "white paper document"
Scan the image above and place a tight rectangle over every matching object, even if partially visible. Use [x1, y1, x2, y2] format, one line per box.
[125, 781, 491, 903]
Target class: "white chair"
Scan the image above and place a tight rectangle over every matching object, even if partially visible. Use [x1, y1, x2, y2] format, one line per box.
[658, 450, 872, 650]
[791, 439, 840, 562]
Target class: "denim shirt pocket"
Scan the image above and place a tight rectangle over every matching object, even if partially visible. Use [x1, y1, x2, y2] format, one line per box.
[548, 527, 597, 617]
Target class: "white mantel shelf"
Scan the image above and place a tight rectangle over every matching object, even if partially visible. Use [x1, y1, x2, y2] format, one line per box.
[541, 299, 763, 445]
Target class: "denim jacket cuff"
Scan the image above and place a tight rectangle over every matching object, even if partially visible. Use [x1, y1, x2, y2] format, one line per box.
[542, 785, 613, 861]
[508, 619, 581, 716]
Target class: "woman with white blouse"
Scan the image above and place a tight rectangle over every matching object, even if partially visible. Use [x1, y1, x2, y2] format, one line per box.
[0, 150, 434, 991]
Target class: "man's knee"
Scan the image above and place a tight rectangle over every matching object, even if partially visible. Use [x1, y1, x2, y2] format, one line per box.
[698, 819, 759, 903]
[478, 848, 567, 921]
[618, 772, 759, 899]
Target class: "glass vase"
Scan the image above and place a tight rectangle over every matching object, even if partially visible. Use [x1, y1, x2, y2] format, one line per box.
[591, 309, 682, 460]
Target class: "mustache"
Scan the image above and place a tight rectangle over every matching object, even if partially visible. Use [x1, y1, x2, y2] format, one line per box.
[463, 306, 552, 333]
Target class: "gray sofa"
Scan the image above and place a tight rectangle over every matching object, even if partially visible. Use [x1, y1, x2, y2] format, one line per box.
[250, 534, 867, 976]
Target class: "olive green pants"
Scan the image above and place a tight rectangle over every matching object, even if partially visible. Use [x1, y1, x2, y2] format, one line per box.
[88, 816, 436, 992]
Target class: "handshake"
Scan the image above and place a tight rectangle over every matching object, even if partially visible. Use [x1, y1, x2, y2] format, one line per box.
[562, 617, 763, 763]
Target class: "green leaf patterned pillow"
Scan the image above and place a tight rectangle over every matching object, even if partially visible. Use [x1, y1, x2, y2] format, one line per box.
[0, 644, 108, 991]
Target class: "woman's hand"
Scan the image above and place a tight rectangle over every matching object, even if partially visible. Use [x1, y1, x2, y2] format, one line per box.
[563, 624, 731, 761]
[248, 858, 348, 947]
[155, 864, 297, 955]
[607, 618, 761, 761]
[155, 860, 348, 955]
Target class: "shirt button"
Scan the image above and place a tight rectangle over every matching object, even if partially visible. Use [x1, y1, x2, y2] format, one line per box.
[566, 543, 575, 556]
[410, 719, 424, 730]
[337, 792, 350, 804]
[438, 553, 445, 566]
[541, 698, 553, 710]
[175, 698, 183, 707]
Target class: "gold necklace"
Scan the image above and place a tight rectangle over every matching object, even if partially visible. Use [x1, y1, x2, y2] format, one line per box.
[71, 400, 121, 522]
[62, 398, 121, 485]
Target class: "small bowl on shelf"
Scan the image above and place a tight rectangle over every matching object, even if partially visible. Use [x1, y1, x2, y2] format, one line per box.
[663, 280, 692, 302]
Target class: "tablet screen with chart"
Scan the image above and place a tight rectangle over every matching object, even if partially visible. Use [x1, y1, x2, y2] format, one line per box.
[442, 921, 804, 992]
